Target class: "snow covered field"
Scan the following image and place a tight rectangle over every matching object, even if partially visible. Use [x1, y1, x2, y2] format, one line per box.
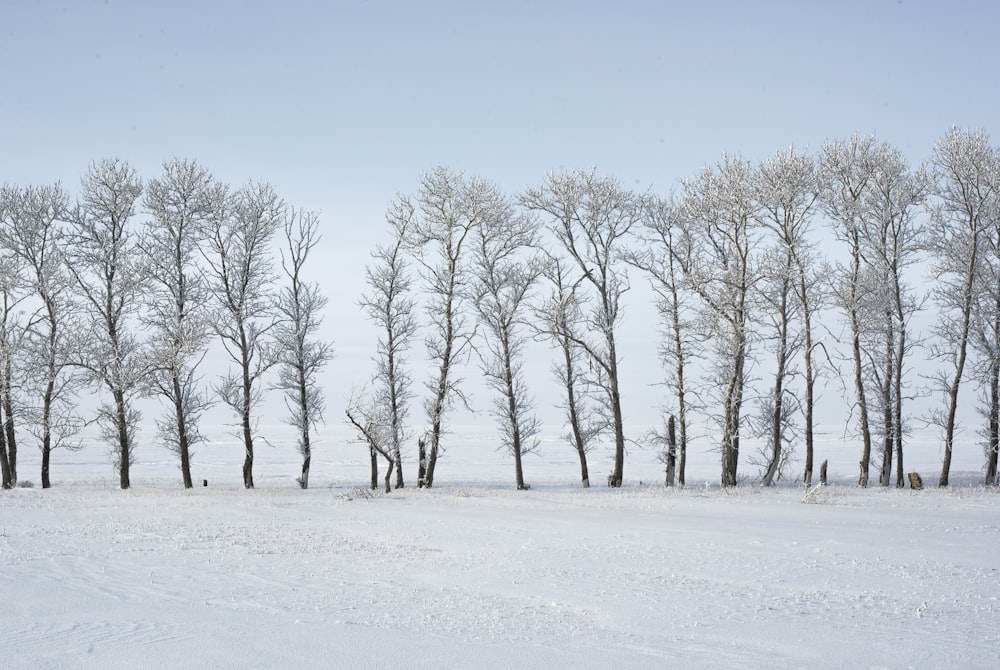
[2, 433, 998, 669]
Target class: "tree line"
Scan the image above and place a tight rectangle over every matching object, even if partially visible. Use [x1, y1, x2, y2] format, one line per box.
[0, 158, 331, 490]
[350, 128, 999, 491]
[2, 128, 998, 492]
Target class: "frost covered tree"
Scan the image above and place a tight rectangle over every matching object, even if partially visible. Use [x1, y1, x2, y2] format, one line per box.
[754, 147, 823, 486]
[822, 135, 926, 487]
[626, 194, 701, 487]
[272, 208, 333, 489]
[358, 202, 417, 489]
[522, 169, 642, 488]
[203, 181, 284, 489]
[0, 182, 82, 488]
[403, 167, 492, 488]
[345, 390, 397, 493]
[142, 159, 219, 488]
[680, 154, 761, 488]
[863, 146, 927, 488]
[925, 128, 999, 487]
[970, 175, 1000, 486]
[0, 232, 29, 488]
[533, 256, 605, 488]
[472, 203, 546, 490]
[67, 158, 148, 490]
[821, 134, 880, 487]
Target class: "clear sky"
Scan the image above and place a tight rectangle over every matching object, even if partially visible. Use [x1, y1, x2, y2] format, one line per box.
[2, 0, 998, 446]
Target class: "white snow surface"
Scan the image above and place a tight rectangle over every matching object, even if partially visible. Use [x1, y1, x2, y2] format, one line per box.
[2, 437, 998, 669]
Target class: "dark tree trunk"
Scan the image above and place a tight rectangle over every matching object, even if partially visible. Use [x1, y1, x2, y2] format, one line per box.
[721, 341, 745, 488]
[561, 338, 589, 488]
[383, 458, 393, 494]
[819, 459, 828, 485]
[299, 452, 310, 490]
[798, 259, 816, 488]
[0, 425, 10, 489]
[173, 374, 193, 489]
[41, 439, 51, 489]
[664, 414, 677, 487]
[393, 449, 404, 489]
[370, 446, 378, 490]
[41, 381, 54, 489]
[848, 233, 873, 487]
[987, 360, 1000, 486]
[2, 378, 16, 485]
[607, 334, 625, 488]
[416, 438, 427, 488]
[894, 327, 906, 489]
[762, 274, 791, 488]
[513, 443, 526, 490]
[879, 323, 894, 488]
[114, 389, 131, 490]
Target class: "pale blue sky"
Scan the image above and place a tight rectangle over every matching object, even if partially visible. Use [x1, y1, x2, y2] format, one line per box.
[2, 0, 998, 443]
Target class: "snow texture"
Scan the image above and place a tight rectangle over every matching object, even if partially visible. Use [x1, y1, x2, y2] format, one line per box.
[1, 438, 998, 669]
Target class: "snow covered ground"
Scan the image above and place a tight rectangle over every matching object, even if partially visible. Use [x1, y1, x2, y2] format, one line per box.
[2, 431, 998, 669]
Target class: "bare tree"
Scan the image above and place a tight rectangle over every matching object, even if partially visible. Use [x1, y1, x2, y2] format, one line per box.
[522, 169, 641, 488]
[680, 154, 761, 488]
[754, 147, 823, 486]
[532, 256, 605, 487]
[925, 128, 999, 487]
[823, 135, 926, 487]
[472, 203, 546, 490]
[67, 158, 148, 489]
[0, 231, 29, 488]
[864, 147, 927, 488]
[272, 208, 333, 489]
[969, 171, 1000, 486]
[0, 183, 81, 488]
[820, 134, 880, 487]
[203, 181, 284, 489]
[345, 389, 396, 493]
[142, 159, 220, 488]
[404, 167, 494, 488]
[358, 202, 417, 489]
[626, 195, 701, 487]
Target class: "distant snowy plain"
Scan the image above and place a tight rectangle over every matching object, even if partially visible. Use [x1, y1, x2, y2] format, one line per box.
[2, 426, 997, 669]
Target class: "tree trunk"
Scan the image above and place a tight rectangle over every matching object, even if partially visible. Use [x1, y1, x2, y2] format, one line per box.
[41, 382, 54, 489]
[894, 325, 906, 489]
[987, 360, 1000, 486]
[0, 426, 11, 489]
[513, 442, 526, 490]
[561, 339, 589, 488]
[797, 258, 815, 487]
[607, 333, 625, 488]
[939, 245, 978, 487]
[383, 458, 393, 494]
[425, 426, 439, 488]
[416, 438, 427, 488]
[41, 439, 51, 489]
[879, 319, 894, 488]
[370, 446, 378, 490]
[848, 236, 873, 487]
[664, 414, 677, 487]
[393, 449, 404, 489]
[114, 389, 131, 490]
[241, 421, 254, 489]
[2, 377, 16, 485]
[299, 451, 310, 490]
[173, 375, 193, 489]
[721, 339, 745, 488]
[762, 275, 790, 488]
